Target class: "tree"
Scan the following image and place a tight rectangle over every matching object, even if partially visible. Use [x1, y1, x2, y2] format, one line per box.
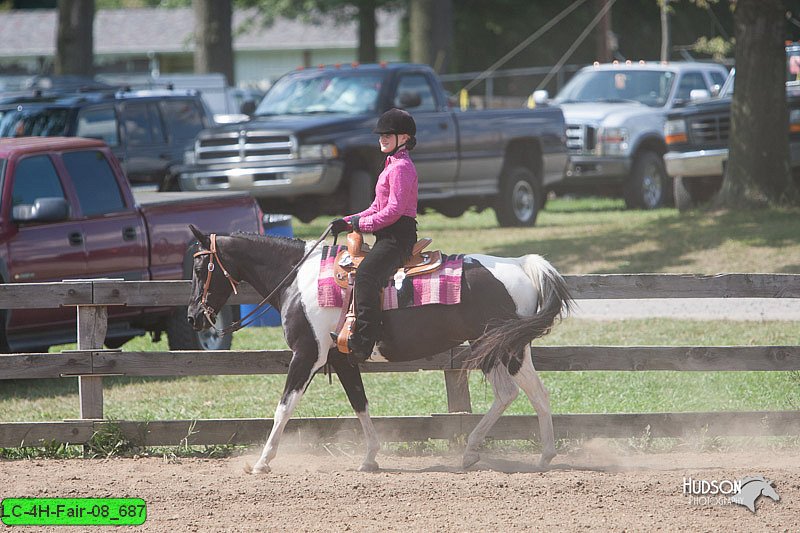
[54, 0, 94, 76]
[716, 0, 796, 207]
[193, 0, 235, 85]
[409, 0, 453, 72]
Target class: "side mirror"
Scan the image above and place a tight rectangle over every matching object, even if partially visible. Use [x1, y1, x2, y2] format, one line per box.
[532, 90, 550, 105]
[689, 89, 711, 102]
[397, 91, 422, 109]
[12, 197, 70, 223]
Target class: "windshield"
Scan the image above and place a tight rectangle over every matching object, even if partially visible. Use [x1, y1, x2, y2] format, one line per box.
[555, 69, 675, 107]
[0, 106, 69, 137]
[256, 71, 384, 115]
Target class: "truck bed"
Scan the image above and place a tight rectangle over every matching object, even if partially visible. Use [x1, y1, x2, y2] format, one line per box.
[133, 190, 253, 207]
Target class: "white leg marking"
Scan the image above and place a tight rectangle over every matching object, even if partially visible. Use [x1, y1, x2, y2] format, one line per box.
[356, 409, 380, 471]
[252, 390, 303, 474]
[462, 365, 519, 469]
[510, 345, 556, 466]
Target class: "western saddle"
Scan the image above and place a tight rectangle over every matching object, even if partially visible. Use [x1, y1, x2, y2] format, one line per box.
[333, 231, 442, 354]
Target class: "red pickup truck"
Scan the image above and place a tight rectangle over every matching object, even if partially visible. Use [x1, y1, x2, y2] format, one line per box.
[0, 137, 264, 352]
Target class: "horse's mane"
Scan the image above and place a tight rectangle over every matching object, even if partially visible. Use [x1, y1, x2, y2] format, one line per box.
[226, 231, 307, 272]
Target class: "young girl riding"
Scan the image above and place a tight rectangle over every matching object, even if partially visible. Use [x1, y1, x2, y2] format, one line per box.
[330, 108, 419, 363]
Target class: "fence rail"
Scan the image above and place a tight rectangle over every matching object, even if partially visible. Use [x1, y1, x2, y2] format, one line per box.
[1, 275, 798, 449]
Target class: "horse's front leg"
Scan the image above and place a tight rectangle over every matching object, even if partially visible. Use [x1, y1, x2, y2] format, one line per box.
[328, 352, 380, 471]
[251, 349, 325, 474]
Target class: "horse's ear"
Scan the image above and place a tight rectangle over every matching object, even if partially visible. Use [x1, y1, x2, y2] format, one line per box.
[189, 224, 210, 248]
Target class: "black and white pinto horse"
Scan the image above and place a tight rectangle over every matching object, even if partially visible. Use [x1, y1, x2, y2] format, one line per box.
[187, 225, 573, 474]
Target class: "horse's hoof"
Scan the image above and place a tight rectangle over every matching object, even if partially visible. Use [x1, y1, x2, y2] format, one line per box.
[250, 463, 271, 475]
[358, 461, 379, 472]
[538, 450, 556, 468]
[462, 451, 480, 469]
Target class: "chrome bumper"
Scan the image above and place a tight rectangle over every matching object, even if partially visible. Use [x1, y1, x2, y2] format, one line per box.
[178, 161, 344, 198]
[664, 149, 727, 178]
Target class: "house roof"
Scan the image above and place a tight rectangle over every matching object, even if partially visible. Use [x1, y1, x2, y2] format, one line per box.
[0, 7, 402, 58]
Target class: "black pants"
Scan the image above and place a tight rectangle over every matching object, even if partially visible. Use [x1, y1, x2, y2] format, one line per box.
[350, 216, 417, 353]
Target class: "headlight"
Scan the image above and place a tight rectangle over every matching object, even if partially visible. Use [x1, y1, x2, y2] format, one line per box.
[664, 119, 688, 145]
[298, 143, 338, 160]
[598, 127, 629, 155]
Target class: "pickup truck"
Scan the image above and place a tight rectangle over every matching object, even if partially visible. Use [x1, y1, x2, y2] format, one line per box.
[532, 61, 729, 209]
[177, 63, 568, 227]
[664, 44, 800, 210]
[0, 136, 264, 353]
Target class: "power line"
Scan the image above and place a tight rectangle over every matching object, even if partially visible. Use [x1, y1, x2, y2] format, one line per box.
[460, 0, 589, 94]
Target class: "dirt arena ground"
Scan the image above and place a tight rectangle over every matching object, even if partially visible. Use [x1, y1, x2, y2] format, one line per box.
[2, 443, 798, 532]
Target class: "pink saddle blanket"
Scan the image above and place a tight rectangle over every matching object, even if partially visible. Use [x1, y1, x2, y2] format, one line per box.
[317, 245, 463, 310]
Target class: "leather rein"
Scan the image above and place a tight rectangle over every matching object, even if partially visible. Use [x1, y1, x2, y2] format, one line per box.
[193, 224, 333, 336]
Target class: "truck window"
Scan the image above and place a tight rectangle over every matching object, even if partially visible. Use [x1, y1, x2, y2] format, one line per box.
[256, 72, 383, 115]
[11, 155, 66, 206]
[160, 99, 205, 143]
[76, 106, 119, 146]
[555, 70, 674, 107]
[394, 74, 437, 111]
[0, 107, 69, 138]
[119, 102, 164, 145]
[62, 150, 126, 216]
[675, 72, 707, 102]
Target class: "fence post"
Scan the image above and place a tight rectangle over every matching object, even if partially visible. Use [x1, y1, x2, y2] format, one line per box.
[77, 305, 107, 419]
[444, 349, 472, 413]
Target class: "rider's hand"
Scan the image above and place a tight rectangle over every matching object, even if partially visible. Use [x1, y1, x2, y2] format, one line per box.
[330, 218, 351, 235]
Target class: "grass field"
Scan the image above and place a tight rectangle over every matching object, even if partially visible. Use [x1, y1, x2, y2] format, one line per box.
[2, 198, 800, 429]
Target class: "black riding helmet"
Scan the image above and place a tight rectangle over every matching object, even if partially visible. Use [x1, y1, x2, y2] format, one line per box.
[373, 108, 417, 152]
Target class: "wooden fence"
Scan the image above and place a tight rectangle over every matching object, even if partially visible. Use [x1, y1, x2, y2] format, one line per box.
[1, 274, 800, 449]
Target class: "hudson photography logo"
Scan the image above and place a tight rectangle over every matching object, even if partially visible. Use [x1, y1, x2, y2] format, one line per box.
[683, 475, 780, 513]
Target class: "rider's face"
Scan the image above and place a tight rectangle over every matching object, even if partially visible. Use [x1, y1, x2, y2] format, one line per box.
[379, 133, 409, 153]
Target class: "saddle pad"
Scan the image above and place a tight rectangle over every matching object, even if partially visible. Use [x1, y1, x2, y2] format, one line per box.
[318, 245, 463, 310]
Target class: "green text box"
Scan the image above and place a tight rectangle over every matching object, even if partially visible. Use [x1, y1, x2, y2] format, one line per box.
[1, 498, 146, 526]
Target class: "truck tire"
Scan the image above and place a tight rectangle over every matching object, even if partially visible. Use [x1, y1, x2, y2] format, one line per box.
[348, 169, 374, 213]
[494, 166, 542, 227]
[166, 305, 234, 351]
[624, 151, 671, 210]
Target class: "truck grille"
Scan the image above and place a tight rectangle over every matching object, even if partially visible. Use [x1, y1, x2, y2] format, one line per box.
[565, 124, 596, 154]
[689, 115, 730, 145]
[196, 131, 294, 163]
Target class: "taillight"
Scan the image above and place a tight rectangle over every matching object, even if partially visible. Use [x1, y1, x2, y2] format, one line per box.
[256, 203, 266, 235]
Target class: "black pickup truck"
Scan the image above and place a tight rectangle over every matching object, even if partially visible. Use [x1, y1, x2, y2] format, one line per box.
[176, 63, 567, 226]
[664, 43, 800, 210]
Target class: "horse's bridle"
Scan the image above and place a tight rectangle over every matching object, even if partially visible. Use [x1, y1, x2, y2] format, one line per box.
[193, 233, 239, 326]
[191, 223, 334, 335]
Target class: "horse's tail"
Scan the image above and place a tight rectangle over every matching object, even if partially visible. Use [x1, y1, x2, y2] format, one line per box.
[468, 255, 574, 372]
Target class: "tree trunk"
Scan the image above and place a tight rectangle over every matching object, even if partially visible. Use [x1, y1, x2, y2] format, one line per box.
[660, 0, 670, 62]
[410, 0, 453, 72]
[55, 0, 94, 76]
[716, 0, 795, 207]
[594, 0, 613, 63]
[193, 0, 234, 86]
[357, 0, 377, 63]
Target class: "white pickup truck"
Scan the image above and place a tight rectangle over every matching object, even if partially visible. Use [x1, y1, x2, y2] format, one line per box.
[534, 61, 728, 209]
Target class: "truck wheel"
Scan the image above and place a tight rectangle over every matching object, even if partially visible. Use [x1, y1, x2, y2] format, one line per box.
[166, 305, 233, 350]
[494, 166, 542, 227]
[348, 169, 373, 213]
[673, 177, 694, 212]
[624, 151, 671, 209]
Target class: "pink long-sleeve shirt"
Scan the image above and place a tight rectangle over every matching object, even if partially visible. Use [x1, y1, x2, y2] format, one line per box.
[346, 148, 418, 233]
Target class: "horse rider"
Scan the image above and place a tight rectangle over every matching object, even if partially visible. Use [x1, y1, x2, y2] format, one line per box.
[330, 107, 419, 363]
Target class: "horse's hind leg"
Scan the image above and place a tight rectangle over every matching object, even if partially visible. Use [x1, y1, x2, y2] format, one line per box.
[509, 345, 557, 467]
[251, 351, 324, 474]
[328, 354, 380, 471]
[462, 363, 519, 469]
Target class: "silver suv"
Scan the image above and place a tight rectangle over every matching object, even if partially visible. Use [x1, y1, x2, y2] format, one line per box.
[534, 61, 728, 208]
